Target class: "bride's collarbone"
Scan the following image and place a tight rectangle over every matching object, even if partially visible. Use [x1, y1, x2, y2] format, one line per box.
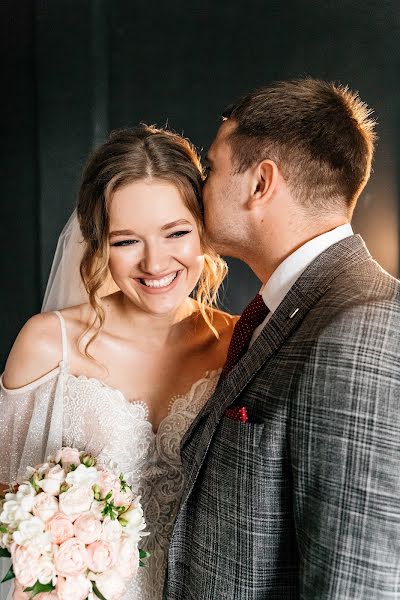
[68, 335, 216, 396]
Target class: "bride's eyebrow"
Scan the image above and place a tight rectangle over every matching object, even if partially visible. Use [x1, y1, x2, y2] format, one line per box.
[161, 219, 192, 230]
[109, 229, 136, 238]
[109, 220, 192, 238]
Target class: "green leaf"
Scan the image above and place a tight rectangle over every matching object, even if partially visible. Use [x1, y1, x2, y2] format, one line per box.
[105, 491, 113, 501]
[0, 525, 8, 534]
[93, 583, 108, 600]
[1, 565, 14, 583]
[23, 582, 55, 597]
[69, 464, 77, 471]
[0, 548, 11, 558]
[139, 549, 150, 559]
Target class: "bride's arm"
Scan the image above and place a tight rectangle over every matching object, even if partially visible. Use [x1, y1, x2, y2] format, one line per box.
[3, 312, 62, 389]
[1, 312, 63, 487]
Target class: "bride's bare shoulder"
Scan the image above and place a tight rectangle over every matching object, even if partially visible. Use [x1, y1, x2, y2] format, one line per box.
[2, 311, 64, 389]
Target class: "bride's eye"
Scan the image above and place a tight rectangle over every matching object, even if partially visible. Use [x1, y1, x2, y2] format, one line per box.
[168, 230, 192, 239]
[111, 239, 139, 247]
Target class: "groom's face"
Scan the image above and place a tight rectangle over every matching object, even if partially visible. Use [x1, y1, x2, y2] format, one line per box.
[203, 120, 251, 257]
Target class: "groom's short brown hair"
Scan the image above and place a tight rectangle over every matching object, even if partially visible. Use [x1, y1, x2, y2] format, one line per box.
[222, 78, 376, 211]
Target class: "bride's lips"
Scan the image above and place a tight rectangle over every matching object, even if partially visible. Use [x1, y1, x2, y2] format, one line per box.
[133, 270, 182, 294]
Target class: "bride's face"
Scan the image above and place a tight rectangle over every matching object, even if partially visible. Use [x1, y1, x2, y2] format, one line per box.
[108, 179, 204, 316]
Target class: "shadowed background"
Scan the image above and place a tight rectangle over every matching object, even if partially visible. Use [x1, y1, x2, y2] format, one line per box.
[1, 0, 399, 369]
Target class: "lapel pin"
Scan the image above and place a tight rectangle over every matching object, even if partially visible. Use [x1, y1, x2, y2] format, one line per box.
[289, 308, 299, 319]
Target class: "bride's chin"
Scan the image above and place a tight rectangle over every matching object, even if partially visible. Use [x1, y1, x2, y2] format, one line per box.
[118, 287, 186, 316]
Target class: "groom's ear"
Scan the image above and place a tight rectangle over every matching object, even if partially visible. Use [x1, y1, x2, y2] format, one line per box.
[248, 159, 279, 209]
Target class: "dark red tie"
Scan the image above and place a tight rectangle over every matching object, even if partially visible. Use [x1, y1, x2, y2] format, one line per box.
[221, 293, 269, 378]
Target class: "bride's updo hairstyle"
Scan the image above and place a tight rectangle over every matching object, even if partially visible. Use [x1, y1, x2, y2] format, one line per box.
[77, 124, 227, 354]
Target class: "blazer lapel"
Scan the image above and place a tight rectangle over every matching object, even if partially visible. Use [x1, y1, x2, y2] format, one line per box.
[180, 234, 372, 506]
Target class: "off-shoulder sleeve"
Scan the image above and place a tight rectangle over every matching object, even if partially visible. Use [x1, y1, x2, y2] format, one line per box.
[0, 368, 64, 485]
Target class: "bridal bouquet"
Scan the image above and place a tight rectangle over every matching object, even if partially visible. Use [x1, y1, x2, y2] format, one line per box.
[0, 448, 148, 600]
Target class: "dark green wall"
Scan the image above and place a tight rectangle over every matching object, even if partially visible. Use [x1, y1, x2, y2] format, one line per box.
[1, 0, 399, 369]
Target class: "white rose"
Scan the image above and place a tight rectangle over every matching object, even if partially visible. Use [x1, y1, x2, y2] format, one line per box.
[28, 531, 52, 554]
[22, 466, 37, 479]
[13, 516, 45, 545]
[37, 463, 51, 476]
[90, 500, 105, 520]
[59, 486, 94, 521]
[56, 574, 92, 600]
[0, 500, 19, 526]
[39, 465, 66, 496]
[66, 465, 99, 488]
[1, 531, 13, 551]
[37, 554, 57, 585]
[14, 483, 36, 513]
[101, 517, 122, 543]
[121, 501, 147, 542]
[33, 493, 59, 523]
[0, 490, 35, 527]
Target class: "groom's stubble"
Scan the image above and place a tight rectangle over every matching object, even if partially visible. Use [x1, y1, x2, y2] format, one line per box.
[203, 120, 256, 261]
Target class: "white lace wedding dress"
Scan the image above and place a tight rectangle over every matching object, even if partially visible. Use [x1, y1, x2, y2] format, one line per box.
[0, 311, 220, 600]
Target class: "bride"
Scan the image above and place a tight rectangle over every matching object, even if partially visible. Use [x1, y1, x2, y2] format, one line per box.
[0, 125, 236, 599]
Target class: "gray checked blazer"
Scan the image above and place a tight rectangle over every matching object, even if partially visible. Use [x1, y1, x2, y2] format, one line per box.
[164, 235, 400, 599]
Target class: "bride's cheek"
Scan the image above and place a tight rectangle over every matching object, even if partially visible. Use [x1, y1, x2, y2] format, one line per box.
[109, 249, 136, 277]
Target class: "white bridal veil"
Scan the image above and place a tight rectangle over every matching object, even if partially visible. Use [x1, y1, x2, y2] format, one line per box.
[41, 210, 89, 312]
[41, 210, 117, 313]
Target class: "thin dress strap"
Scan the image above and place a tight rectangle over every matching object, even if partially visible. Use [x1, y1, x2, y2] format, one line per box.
[53, 310, 69, 367]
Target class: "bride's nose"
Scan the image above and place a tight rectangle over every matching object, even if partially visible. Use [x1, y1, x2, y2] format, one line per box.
[139, 241, 171, 274]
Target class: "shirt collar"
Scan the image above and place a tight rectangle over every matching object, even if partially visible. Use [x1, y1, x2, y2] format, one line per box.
[261, 223, 354, 313]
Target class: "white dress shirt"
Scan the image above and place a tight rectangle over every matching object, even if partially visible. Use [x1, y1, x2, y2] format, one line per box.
[249, 223, 354, 346]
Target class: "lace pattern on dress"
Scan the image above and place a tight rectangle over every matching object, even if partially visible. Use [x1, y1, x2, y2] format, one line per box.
[61, 370, 220, 600]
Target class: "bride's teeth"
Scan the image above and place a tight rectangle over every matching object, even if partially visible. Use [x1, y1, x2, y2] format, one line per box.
[142, 273, 177, 288]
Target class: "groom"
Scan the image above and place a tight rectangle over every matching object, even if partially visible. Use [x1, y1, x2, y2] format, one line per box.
[165, 79, 400, 598]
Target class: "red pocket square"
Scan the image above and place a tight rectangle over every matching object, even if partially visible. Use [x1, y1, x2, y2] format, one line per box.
[224, 406, 248, 423]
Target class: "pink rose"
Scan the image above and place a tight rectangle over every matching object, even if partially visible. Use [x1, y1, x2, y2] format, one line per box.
[55, 448, 81, 471]
[115, 537, 139, 581]
[33, 493, 59, 523]
[74, 513, 102, 544]
[86, 540, 115, 573]
[54, 538, 87, 577]
[97, 471, 120, 500]
[13, 580, 30, 599]
[97, 470, 132, 507]
[12, 544, 40, 588]
[56, 575, 91, 600]
[46, 513, 74, 544]
[112, 486, 134, 508]
[13, 581, 58, 600]
[59, 486, 93, 522]
[93, 569, 127, 600]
